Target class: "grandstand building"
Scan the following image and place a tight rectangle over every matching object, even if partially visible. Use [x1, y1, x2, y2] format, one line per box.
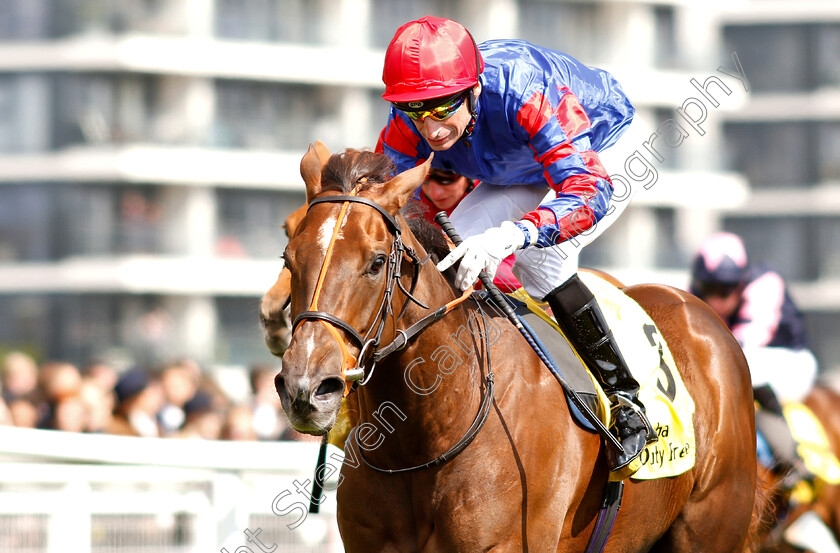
[0, 0, 836, 374]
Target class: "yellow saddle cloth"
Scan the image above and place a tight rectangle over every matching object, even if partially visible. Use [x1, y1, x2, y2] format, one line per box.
[508, 271, 696, 481]
[784, 402, 840, 485]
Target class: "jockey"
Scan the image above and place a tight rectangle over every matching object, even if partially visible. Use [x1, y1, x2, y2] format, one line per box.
[417, 167, 475, 222]
[417, 168, 522, 293]
[690, 232, 818, 478]
[378, 16, 656, 472]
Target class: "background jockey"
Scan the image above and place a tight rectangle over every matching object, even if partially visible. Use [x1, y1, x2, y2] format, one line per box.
[690, 232, 818, 482]
[417, 167, 475, 221]
[417, 168, 522, 293]
[404, 157, 523, 293]
[377, 15, 656, 472]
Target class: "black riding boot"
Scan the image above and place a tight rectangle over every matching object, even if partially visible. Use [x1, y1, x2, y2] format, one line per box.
[545, 274, 657, 471]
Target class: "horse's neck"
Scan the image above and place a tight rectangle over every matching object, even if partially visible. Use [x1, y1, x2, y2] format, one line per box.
[355, 259, 488, 463]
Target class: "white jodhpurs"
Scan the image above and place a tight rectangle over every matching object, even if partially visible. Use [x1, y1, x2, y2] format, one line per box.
[448, 116, 652, 299]
[743, 346, 819, 404]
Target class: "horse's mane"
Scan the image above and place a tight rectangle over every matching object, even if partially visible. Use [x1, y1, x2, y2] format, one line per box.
[322, 149, 394, 194]
[404, 207, 452, 264]
[321, 149, 452, 264]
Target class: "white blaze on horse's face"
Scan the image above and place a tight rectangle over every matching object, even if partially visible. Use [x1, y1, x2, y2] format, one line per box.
[316, 215, 338, 252]
[301, 333, 317, 364]
[315, 211, 354, 253]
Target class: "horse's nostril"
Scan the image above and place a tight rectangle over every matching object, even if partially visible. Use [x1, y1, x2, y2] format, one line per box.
[315, 377, 344, 397]
[274, 375, 285, 397]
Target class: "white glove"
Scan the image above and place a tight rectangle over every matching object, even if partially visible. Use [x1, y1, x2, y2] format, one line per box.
[437, 220, 535, 291]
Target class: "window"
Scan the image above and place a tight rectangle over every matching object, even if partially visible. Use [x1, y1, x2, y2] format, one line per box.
[0, 0, 50, 40]
[0, 294, 130, 365]
[369, 0, 461, 49]
[0, 295, 51, 360]
[53, 74, 156, 147]
[0, 74, 50, 153]
[724, 122, 817, 188]
[723, 216, 818, 282]
[815, 24, 840, 88]
[817, 123, 840, 181]
[0, 185, 53, 261]
[96, 186, 165, 256]
[814, 216, 840, 279]
[653, 6, 677, 69]
[216, 189, 306, 259]
[50, 0, 181, 37]
[215, 0, 320, 43]
[214, 80, 342, 149]
[518, 1, 599, 62]
[805, 311, 840, 374]
[0, 184, 169, 261]
[724, 24, 840, 93]
[723, 25, 812, 93]
[0, 76, 18, 152]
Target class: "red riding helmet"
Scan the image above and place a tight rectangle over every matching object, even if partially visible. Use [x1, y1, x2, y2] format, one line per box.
[382, 16, 484, 103]
[690, 232, 748, 296]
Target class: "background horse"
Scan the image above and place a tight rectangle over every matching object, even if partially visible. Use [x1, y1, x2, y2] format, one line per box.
[806, 383, 840, 538]
[759, 382, 840, 552]
[273, 144, 764, 552]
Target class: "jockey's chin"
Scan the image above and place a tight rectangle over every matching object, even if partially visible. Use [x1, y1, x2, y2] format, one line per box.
[424, 132, 459, 151]
[416, 108, 472, 151]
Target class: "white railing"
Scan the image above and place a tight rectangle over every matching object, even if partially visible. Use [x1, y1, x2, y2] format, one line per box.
[0, 426, 344, 553]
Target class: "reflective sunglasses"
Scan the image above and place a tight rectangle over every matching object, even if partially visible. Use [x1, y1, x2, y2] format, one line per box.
[428, 169, 461, 185]
[398, 94, 465, 122]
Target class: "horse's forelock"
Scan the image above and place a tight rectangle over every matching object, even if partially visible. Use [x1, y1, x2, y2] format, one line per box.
[315, 150, 456, 285]
[321, 150, 396, 194]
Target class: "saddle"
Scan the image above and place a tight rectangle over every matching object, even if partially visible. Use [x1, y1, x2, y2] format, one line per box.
[507, 271, 697, 480]
[781, 403, 840, 485]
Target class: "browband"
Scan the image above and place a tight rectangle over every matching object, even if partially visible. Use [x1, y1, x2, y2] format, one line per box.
[308, 195, 402, 234]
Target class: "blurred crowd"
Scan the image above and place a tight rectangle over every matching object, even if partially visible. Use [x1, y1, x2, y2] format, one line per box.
[0, 351, 319, 443]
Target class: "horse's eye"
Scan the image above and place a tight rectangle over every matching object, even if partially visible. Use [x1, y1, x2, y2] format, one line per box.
[368, 254, 387, 275]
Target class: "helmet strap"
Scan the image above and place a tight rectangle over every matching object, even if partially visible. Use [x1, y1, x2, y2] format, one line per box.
[461, 87, 479, 140]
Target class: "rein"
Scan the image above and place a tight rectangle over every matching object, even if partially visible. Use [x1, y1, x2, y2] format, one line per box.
[356, 299, 496, 474]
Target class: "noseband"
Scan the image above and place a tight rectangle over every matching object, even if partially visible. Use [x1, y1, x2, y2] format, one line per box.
[292, 189, 449, 394]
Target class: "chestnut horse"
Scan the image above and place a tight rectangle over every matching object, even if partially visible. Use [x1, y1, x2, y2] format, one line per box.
[805, 383, 840, 538]
[273, 145, 762, 552]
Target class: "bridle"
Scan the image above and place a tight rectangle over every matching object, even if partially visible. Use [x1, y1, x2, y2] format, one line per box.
[291, 186, 472, 395]
[292, 185, 495, 475]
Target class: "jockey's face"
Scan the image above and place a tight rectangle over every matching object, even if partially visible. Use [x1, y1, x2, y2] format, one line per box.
[703, 287, 742, 321]
[422, 170, 471, 211]
[411, 84, 480, 151]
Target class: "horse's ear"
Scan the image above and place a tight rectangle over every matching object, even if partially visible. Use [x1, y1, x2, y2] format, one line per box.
[378, 154, 434, 215]
[314, 141, 331, 168]
[301, 143, 324, 203]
